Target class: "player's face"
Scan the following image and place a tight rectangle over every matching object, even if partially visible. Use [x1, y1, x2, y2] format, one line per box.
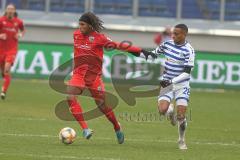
[79, 21, 92, 35]
[172, 28, 186, 45]
[6, 5, 16, 19]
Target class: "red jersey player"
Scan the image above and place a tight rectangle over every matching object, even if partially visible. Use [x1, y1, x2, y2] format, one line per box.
[67, 12, 156, 144]
[0, 4, 25, 100]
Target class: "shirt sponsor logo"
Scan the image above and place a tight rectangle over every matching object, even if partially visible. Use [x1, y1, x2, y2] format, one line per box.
[77, 44, 91, 50]
[179, 52, 184, 58]
[97, 86, 102, 91]
[3, 27, 17, 32]
[166, 58, 184, 64]
[89, 36, 95, 42]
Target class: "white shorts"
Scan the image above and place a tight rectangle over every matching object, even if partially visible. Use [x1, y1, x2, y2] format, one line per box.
[158, 84, 190, 106]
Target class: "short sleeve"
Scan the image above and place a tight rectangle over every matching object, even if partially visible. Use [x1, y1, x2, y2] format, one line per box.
[184, 48, 195, 67]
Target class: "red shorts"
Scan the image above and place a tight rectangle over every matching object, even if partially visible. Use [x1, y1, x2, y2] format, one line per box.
[68, 74, 105, 92]
[0, 54, 16, 65]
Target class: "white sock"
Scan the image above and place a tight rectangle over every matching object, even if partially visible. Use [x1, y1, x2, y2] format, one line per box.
[178, 118, 187, 141]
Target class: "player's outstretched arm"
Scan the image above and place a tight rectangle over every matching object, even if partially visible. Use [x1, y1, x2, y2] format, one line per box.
[130, 43, 164, 61]
[104, 41, 157, 60]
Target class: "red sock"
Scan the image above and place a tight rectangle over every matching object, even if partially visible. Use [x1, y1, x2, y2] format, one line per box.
[100, 107, 121, 131]
[67, 98, 88, 129]
[2, 74, 11, 93]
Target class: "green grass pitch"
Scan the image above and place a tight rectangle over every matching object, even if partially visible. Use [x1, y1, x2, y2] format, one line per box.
[0, 80, 240, 160]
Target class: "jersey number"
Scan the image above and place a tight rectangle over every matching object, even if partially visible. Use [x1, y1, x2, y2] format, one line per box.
[183, 87, 190, 95]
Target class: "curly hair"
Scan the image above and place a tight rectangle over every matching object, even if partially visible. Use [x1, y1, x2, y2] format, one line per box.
[4, 3, 18, 17]
[79, 12, 104, 32]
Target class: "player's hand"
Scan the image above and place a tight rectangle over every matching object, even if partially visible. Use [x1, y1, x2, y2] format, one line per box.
[15, 33, 23, 40]
[0, 33, 7, 40]
[141, 49, 157, 60]
[160, 79, 172, 88]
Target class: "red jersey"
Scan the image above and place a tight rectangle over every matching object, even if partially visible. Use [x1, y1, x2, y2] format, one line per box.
[72, 30, 141, 78]
[0, 16, 24, 55]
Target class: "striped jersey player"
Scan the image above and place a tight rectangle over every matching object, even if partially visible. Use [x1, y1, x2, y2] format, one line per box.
[144, 24, 195, 150]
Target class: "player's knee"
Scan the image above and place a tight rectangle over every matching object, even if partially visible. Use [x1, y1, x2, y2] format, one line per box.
[158, 101, 170, 115]
[177, 105, 187, 121]
[4, 69, 10, 75]
[67, 86, 82, 96]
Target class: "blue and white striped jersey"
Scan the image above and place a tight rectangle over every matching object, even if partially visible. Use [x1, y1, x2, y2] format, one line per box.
[153, 40, 195, 83]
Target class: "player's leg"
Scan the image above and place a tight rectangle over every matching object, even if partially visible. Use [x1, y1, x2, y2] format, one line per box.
[158, 87, 176, 125]
[176, 104, 187, 150]
[66, 85, 93, 139]
[1, 54, 17, 99]
[175, 86, 190, 150]
[0, 60, 4, 78]
[89, 78, 124, 144]
[0, 61, 4, 99]
[1, 62, 12, 100]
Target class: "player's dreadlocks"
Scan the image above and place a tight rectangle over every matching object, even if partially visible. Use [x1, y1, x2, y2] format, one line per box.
[4, 3, 18, 17]
[79, 12, 104, 32]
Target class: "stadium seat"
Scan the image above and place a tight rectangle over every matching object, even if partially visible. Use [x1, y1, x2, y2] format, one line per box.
[182, 0, 203, 19]
[50, 0, 63, 12]
[6, 0, 21, 9]
[138, 0, 174, 17]
[225, 0, 240, 21]
[28, 0, 45, 11]
[50, 0, 84, 13]
[6, 0, 45, 11]
[94, 0, 132, 15]
[203, 0, 220, 20]
[63, 0, 84, 13]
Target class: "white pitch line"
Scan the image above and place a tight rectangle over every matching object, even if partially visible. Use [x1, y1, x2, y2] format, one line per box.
[0, 133, 239, 147]
[1, 133, 57, 138]
[0, 117, 47, 121]
[0, 152, 122, 160]
[1, 116, 239, 133]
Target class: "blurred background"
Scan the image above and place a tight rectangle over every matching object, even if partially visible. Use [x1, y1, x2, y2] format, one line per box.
[0, 0, 240, 89]
[1, 0, 240, 52]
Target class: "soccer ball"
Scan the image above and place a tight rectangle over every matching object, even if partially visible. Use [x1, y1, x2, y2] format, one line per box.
[59, 127, 76, 144]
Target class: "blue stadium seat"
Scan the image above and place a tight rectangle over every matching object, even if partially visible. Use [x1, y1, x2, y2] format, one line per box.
[225, 0, 240, 21]
[182, 0, 203, 19]
[94, 0, 132, 15]
[6, 0, 21, 9]
[50, 0, 64, 12]
[28, 0, 45, 11]
[139, 0, 174, 17]
[165, 0, 176, 17]
[204, 0, 220, 20]
[7, 0, 44, 11]
[50, 0, 84, 13]
[63, 0, 84, 13]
